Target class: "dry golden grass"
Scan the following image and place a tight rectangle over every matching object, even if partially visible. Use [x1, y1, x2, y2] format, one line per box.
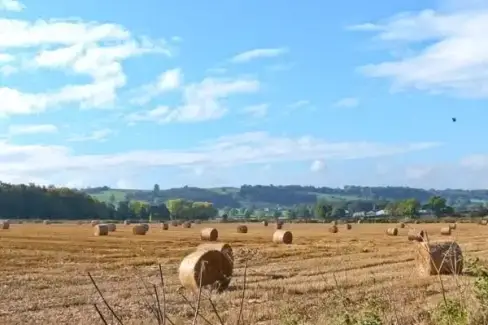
[0, 222, 487, 324]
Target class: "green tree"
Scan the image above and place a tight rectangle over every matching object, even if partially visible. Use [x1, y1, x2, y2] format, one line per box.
[166, 199, 188, 219]
[331, 207, 346, 219]
[427, 196, 447, 217]
[314, 201, 333, 220]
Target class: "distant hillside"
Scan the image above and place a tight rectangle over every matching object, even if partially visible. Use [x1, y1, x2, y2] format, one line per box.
[83, 185, 488, 210]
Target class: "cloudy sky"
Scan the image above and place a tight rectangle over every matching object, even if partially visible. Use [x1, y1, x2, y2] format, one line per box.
[0, 0, 487, 189]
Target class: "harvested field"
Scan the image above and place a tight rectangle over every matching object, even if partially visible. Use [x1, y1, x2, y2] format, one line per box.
[0, 222, 487, 324]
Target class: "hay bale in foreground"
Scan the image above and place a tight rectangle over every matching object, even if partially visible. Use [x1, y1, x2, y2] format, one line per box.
[400, 223, 405, 228]
[408, 230, 425, 242]
[262, 220, 268, 227]
[201, 228, 218, 241]
[273, 230, 293, 244]
[440, 227, 451, 235]
[132, 224, 147, 235]
[196, 243, 233, 266]
[182, 221, 191, 228]
[449, 223, 457, 230]
[107, 223, 116, 232]
[1, 220, 10, 230]
[386, 228, 398, 236]
[345, 224, 352, 230]
[178, 249, 233, 293]
[329, 225, 338, 233]
[415, 241, 463, 276]
[237, 225, 248, 233]
[161, 223, 169, 230]
[91, 220, 100, 227]
[94, 224, 109, 236]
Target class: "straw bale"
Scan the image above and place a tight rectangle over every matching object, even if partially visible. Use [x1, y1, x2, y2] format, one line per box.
[415, 241, 463, 276]
[43, 220, 51, 225]
[331, 220, 338, 226]
[91, 220, 100, 227]
[132, 224, 147, 235]
[345, 224, 352, 230]
[196, 243, 233, 266]
[171, 220, 178, 227]
[1, 220, 10, 230]
[386, 228, 398, 236]
[440, 227, 451, 235]
[449, 223, 457, 230]
[262, 220, 268, 226]
[94, 224, 109, 236]
[124, 220, 130, 225]
[408, 229, 425, 242]
[107, 223, 116, 232]
[237, 225, 248, 233]
[400, 223, 405, 228]
[272, 230, 293, 244]
[200, 228, 218, 241]
[329, 225, 338, 233]
[182, 221, 191, 228]
[178, 249, 233, 292]
[141, 223, 149, 232]
[161, 223, 169, 230]
[480, 220, 488, 225]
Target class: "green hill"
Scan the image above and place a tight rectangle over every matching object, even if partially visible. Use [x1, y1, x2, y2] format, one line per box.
[83, 185, 488, 210]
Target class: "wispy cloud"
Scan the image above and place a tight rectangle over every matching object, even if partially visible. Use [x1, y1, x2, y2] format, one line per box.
[333, 97, 359, 108]
[8, 124, 57, 136]
[67, 128, 113, 142]
[130, 68, 183, 105]
[0, 0, 24, 11]
[242, 104, 268, 118]
[310, 160, 325, 172]
[230, 48, 288, 63]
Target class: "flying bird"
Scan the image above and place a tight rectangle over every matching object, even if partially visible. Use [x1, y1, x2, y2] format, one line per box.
[452, 117, 456, 122]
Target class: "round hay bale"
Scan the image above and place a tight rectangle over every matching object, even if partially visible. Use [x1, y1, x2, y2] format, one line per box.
[331, 220, 338, 226]
[94, 224, 109, 236]
[329, 225, 338, 233]
[408, 230, 425, 242]
[43, 220, 51, 225]
[141, 223, 149, 232]
[178, 249, 233, 292]
[201, 228, 218, 241]
[237, 225, 248, 233]
[275, 222, 283, 230]
[414, 220, 420, 224]
[480, 220, 488, 225]
[91, 220, 100, 227]
[132, 224, 147, 235]
[273, 230, 293, 244]
[171, 220, 178, 227]
[345, 224, 352, 230]
[440, 227, 451, 235]
[196, 243, 233, 266]
[182, 221, 191, 228]
[1, 220, 10, 230]
[449, 223, 456, 230]
[415, 241, 463, 276]
[386, 228, 398, 236]
[400, 223, 405, 228]
[161, 223, 169, 230]
[107, 223, 116, 232]
[123, 220, 130, 225]
[357, 220, 362, 224]
[262, 220, 268, 227]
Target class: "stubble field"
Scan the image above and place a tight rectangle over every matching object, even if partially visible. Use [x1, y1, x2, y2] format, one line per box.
[0, 222, 487, 325]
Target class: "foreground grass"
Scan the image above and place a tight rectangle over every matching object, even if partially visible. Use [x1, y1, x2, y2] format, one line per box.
[1, 223, 488, 324]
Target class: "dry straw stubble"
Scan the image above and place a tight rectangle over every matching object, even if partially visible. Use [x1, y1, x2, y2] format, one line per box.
[94, 224, 109, 236]
[273, 230, 293, 244]
[178, 249, 233, 293]
[237, 225, 248, 233]
[415, 241, 463, 276]
[201, 227, 218, 241]
[386, 228, 398, 236]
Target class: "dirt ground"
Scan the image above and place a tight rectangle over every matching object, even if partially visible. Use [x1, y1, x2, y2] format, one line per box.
[0, 222, 486, 325]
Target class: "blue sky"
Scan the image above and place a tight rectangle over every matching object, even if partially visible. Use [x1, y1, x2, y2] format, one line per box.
[0, 0, 488, 189]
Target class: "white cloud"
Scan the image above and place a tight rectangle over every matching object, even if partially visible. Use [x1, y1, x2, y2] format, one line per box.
[230, 48, 288, 63]
[130, 68, 182, 105]
[0, 0, 24, 11]
[351, 5, 488, 98]
[8, 124, 58, 136]
[127, 77, 260, 123]
[67, 128, 114, 142]
[310, 160, 325, 172]
[242, 104, 268, 118]
[0, 17, 172, 116]
[0, 131, 440, 183]
[333, 97, 359, 108]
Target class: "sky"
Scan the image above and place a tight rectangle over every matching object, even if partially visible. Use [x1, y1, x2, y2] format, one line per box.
[1, 0, 488, 190]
